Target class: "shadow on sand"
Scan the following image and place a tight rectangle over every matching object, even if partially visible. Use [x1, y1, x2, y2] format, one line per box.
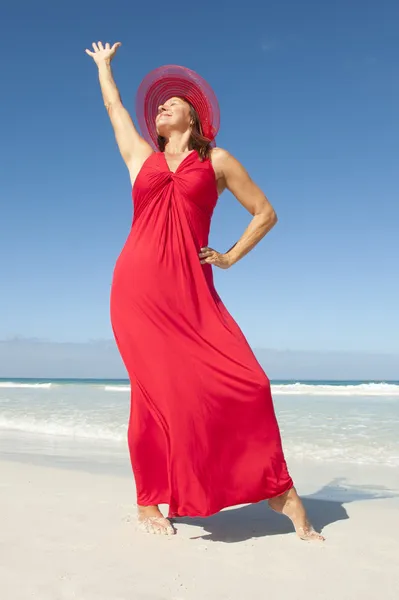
[175, 478, 398, 543]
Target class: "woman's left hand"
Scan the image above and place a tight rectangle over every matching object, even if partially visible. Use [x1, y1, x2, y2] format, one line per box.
[199, 247, 233, 269]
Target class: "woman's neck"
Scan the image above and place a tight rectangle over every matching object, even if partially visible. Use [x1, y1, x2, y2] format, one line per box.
[164, 131, 191, 154]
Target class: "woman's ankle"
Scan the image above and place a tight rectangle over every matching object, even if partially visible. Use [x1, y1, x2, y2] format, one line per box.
[137, 504, 161, 514]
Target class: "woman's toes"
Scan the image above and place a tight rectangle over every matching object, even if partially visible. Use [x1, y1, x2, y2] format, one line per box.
[296, 526, 325, 542]
[137, 516, 175, 535]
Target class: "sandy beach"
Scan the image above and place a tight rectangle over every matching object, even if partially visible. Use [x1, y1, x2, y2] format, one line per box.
[1, 454, 399, 600]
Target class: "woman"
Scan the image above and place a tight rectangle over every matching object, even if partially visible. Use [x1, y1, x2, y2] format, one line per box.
[86, 41, 324, 541]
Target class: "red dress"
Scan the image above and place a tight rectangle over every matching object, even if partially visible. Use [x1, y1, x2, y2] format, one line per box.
[110, 150, 293, 517]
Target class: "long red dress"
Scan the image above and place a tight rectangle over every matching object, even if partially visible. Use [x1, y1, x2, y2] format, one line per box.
[110, 150, 293, 518]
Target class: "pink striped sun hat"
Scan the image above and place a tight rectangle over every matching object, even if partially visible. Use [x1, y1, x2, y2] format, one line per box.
[136, 65, 220, 149]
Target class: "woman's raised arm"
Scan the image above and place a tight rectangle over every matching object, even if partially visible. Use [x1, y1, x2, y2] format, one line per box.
[85, 41, 153, 184]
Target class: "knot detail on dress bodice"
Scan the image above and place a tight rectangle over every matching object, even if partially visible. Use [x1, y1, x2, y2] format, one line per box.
[132, 151, 218, 222]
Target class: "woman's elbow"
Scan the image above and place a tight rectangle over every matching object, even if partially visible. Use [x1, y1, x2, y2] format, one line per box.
[262, 207, 278, 228]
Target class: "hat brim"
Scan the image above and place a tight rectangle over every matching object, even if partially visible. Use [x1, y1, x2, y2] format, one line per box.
[136, 65, 220, 149]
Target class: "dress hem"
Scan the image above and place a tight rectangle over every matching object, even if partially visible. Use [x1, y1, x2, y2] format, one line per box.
[137, 479, 295, 519]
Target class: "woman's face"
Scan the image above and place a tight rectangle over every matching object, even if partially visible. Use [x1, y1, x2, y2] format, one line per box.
[156, 97, 191, 137]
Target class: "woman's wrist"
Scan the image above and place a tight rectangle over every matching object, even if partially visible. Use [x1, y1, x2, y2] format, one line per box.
[98, 59, 112, 71]
[224, 250, 237, 267]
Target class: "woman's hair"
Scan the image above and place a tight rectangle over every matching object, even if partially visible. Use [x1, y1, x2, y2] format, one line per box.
[157, 99, 212, 160]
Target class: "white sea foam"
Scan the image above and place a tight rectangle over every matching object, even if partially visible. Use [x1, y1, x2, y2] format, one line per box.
[272, 382, 399, 396]
[1, 381, 398, 396]
[102, 382, 399, 396]
[0, 382, 52, 389]
[1, 414, 397, 467]
[104, 386, 131, 392]
[0, 416, 125, 442]
[284, 441, 399, 467]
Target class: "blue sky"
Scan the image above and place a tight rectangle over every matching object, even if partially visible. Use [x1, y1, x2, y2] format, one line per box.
[1, 0, 398, 364]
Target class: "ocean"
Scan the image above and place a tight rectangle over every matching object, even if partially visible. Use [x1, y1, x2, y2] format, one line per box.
[1, 378, 399, 471]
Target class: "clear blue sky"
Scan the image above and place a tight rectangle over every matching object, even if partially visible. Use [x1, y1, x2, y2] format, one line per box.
[1, 0, 398, 355]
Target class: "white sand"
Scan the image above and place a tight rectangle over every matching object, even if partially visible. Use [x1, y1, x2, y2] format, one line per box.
[1, 457, 399, 600]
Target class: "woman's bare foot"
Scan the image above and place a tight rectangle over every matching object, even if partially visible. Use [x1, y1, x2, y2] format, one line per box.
[268, 487, 325, 542]
[137, 505, 175, 536]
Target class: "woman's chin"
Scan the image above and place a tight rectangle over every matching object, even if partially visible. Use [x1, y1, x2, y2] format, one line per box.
[156, 127, 168, 138]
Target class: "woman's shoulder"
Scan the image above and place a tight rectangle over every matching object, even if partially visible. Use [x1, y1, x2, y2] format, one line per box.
[209, 147, 236, 175]
[210, 147, 230, 163]
[209, 146, 230, 170]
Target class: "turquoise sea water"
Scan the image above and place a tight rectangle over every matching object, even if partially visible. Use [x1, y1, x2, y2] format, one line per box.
[1, 378, 399, 468]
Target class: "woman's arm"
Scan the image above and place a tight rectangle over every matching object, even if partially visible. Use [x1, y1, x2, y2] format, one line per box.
[199, 148, 277, 268]
[85, 42, 153, 184]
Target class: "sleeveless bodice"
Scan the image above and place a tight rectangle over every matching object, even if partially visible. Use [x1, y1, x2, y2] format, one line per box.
[132, 150, 218, 245]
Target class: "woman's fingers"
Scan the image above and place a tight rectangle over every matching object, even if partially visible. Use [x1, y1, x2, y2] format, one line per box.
[199, 249, 217, 264]
[199, 247, 214, 258]
[198, 247, 231, 269]
[200, 256, 215, 264]
[88, 41, 121, 53]
[86, 41, 122, 61]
